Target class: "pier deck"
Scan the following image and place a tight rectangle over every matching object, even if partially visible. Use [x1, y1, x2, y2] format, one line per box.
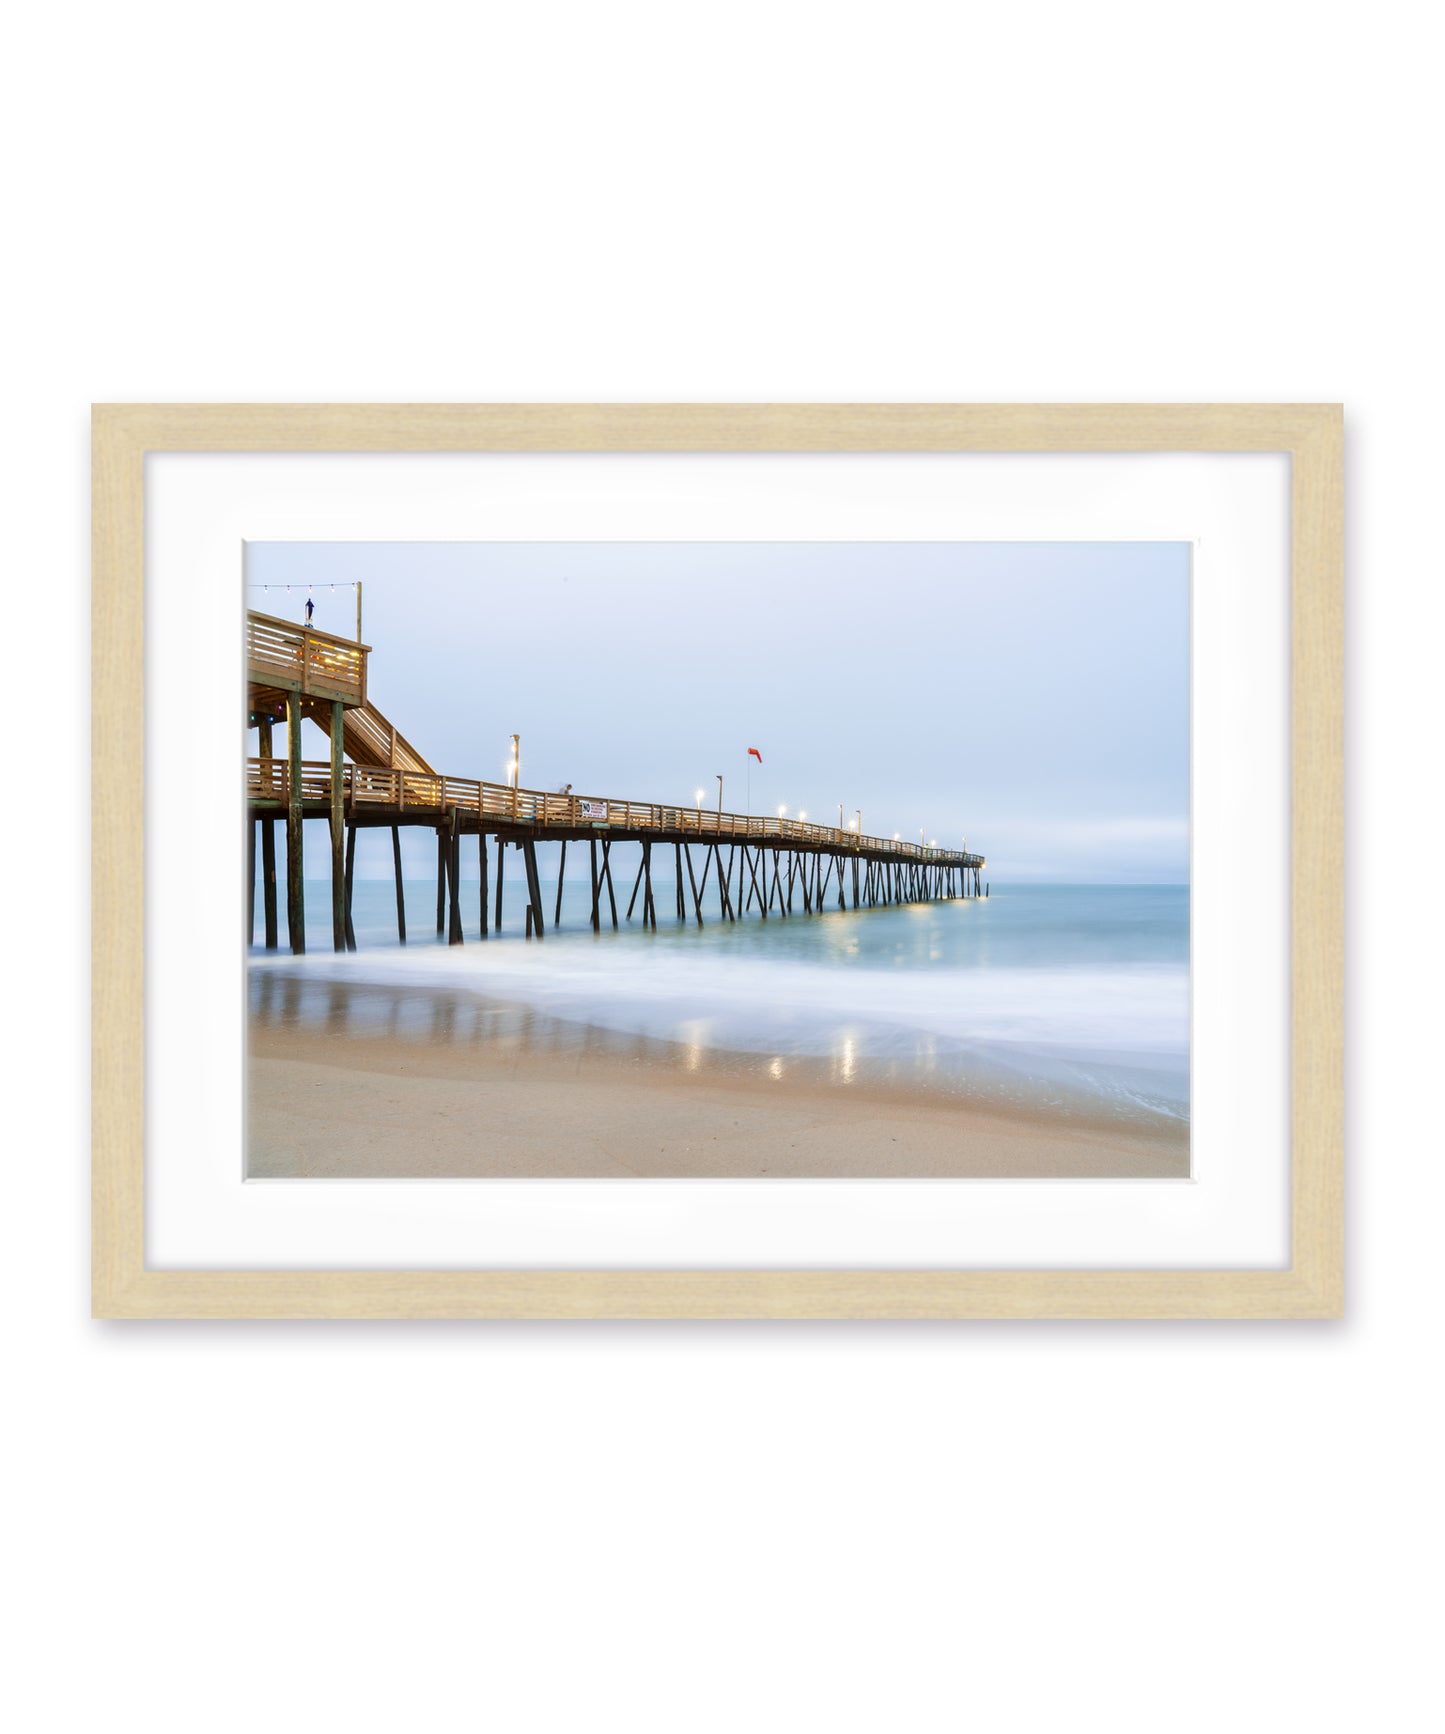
[245, 610, 985, 952]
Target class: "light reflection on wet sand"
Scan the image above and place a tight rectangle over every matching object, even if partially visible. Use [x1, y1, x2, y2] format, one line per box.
[247, 968, 1183, 1129]
[250, 967, 888, 1093]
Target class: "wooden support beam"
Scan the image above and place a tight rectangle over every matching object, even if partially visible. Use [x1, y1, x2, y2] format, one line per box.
[675, 843, 685, 919]
[718, 846, 736, 921]
[601, 840, 619, 929]
[248, 819, 256, 945]
[436, 830, 446, 934]
[745, 846, 767, 918]
[329, 700, 346, 952]
[554, 840, 566, 928]
[261, 819, 278, 948]
[589, 839, 600, 931]
[684, 843, 704, 926]
[642, 839, 656, 930]
[477, 832, 488, 938]
[285, 691, 305, 954]
[344, 821, 357, 950]
[626, 852, 646, 920]
[494, 838, 505, 934]
[448, 809, 464, 945]
[258, 719, 278, 949]
[392, 825, 407, 943]
[522, 838, 545, 938]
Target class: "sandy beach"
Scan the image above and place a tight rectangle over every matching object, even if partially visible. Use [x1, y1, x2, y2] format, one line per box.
[247, 1010, 1189, 1180]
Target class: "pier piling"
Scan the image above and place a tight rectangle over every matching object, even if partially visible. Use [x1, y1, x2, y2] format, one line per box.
[285, 692, 304, 954]
[447, 809, 464, 945]
[344, 822, 357, 950]
[522, 839, 545, 939]
[330, 700, 346, 952]
[392, 825, 406, 943]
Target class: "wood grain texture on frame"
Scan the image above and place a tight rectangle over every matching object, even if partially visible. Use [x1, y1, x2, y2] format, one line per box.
[91, 403, 1344, 1320]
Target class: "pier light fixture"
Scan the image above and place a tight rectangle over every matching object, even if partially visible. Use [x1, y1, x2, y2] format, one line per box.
[777, 804, 787, 818]
[716, 774, 723, 815]
[893, 833, 900, 841]
[696, 788, 705, 808]
[799, 810, 807, 823]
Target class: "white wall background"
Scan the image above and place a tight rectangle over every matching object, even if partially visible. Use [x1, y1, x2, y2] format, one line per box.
[4, 4, 1436, 1730]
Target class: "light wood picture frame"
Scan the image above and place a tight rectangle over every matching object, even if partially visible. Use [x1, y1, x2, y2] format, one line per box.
[92, 403, 1343, 1319]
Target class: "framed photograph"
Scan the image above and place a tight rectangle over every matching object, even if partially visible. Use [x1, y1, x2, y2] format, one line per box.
[92, 404, 1342, 1318]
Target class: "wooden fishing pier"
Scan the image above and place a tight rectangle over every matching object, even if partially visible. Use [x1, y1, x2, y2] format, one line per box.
[246, 609, 987, 953]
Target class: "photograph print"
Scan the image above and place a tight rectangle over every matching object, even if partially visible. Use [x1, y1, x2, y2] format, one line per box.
[244, 541, 1190, 1180]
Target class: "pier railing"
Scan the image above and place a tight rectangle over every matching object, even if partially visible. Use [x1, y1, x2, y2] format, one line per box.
[247, 611, 368, 707]
[247, 759, 982, 865]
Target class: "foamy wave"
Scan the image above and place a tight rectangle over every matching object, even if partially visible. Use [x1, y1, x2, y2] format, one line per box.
[250, 942, 1187, 1064]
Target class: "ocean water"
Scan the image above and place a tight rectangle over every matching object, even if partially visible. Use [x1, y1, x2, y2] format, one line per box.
[248, 866, 1189, 1129]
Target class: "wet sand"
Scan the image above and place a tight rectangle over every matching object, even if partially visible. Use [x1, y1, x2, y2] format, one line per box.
[246, 1015, 1190, 1180]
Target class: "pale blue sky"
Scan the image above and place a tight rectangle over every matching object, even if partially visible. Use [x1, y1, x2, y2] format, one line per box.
[247, 542, 1190, 882]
